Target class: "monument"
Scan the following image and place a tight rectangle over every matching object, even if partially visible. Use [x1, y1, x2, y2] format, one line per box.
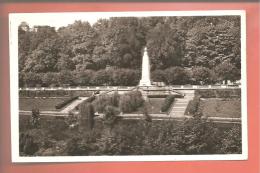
[139, 47, 152, 86]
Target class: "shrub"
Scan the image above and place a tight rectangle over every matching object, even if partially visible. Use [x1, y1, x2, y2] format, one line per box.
[103, 106, 121, 129]
[55, 96, 79, 109]
[218, 125, 242, 154]
[142, 103, 152, 122]
[66, 137, 93, 156]
[19, 90, 70, 97]
[195, 90, 216, 98]
[119, 91, 144, 113]
[160, 95, 175, 112]
[195, 89, 241, 98]
[29, 108, 40, 128]
[93, 92, 120, 113]
[184, 96, 201, 116]
[65, 111, 79, 129]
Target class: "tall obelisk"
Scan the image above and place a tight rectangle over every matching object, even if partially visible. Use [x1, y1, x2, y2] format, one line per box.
[139, 47, 152, 86]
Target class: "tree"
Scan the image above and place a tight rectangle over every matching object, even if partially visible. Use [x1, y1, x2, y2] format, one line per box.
[111, 69, 140, 86]
[20, 133, 39, 155]
[147, 19, 186, 69]
[151, 69, 167, 82]
[74, 70, 94, 86]
[30, 108, 40, 128]
[218, 125, 241, 154]
[103, 105, 121, 130]
[79, 102, 95, 130]
[215, 61, 240, 84]
[42, 72, 60, 87]
[23, 72, 42, 87]
[23, 38, 60, 73]
[184, 16, 241, 70]
[178, 117, 221, 154]
[92, 69, 113, 86]
[164, 67, 190, 85]
[58, 70, 75, 86]
[192, 66, 215, 84]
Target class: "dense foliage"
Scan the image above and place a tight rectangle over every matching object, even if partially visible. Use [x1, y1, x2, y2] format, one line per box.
[18, 16, 241, 87]
[19, 116, 242, 156]
[92, 91, 144, 113]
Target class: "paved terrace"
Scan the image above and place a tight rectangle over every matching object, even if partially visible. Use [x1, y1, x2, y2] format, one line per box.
[19, 85, 241, 91]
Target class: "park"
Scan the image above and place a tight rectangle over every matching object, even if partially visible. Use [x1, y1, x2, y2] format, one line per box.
[18, 16, 242, 156]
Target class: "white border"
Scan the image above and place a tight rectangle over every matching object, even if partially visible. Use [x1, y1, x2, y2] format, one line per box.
[9, 10, 247, 163]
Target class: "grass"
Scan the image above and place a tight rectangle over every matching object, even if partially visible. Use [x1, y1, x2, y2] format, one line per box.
[133, 98, 165, 114]
[199, 99, 241, 118]
[19, 97, 69, 111]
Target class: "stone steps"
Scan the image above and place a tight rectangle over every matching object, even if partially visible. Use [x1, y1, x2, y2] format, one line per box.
[169, 91, 195, 118]
[60, 97, 88, 113]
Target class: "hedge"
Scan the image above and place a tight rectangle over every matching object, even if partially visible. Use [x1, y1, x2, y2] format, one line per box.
[147, 94, 168, 98]
[19, 90, 93, 98]
[195, 89, 241, 98]
[55, 96, 79, 109]
[161, 95, 175, 112]
[184, 96, 201, 115]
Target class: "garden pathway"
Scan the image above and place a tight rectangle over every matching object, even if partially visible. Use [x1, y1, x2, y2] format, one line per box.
[169, 90, 194, 118]
[60, 97, 88, 113]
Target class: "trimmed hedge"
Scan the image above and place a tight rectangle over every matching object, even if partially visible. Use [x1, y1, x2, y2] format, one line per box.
[195, 89, 241, 98]
[184, 96, 201, 116]
[161, 95, 175, 112]
[147, 94, 168, 98]
[55, 96, 79, 109]
[19, 90, 93, 98]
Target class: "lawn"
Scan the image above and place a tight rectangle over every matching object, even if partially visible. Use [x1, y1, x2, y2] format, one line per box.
[133, 98, 165, 114]
[199, 99, 241, 118]
[19, 97, 69, 111]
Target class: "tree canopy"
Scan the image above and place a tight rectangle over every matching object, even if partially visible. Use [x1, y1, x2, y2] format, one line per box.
[18, 16, 241, 87]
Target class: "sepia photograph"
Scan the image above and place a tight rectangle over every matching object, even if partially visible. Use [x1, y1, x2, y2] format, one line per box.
[9, 11, 247, 162]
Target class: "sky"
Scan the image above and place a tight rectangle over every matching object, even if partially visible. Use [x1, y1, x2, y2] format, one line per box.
[13, 11, 243, 29]
[17, 13, 109, 29]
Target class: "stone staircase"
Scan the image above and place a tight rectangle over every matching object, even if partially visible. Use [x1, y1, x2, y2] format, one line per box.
[169, 90, 194, 118]
[60, 97, 88, 113]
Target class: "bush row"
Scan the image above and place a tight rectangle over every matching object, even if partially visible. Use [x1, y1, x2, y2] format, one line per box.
[195, 89, 241, 98]
[55, 96, 79, 109]
[184, 96, 201, 116]
[147, 94, 168, 98]
[19, 90, 93, 98]
[161, 95, 175, 112]
[19, 69, 140, 87]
